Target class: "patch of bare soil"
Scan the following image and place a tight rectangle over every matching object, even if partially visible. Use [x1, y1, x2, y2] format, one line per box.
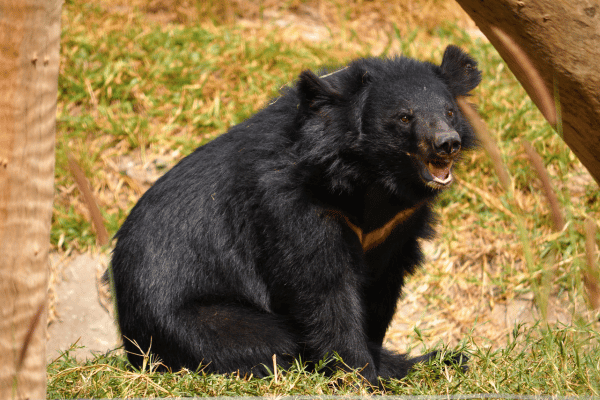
[47, 252, 120, 362]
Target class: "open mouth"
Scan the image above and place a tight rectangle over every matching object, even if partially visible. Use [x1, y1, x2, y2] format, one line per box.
[416, 158, 455, 187]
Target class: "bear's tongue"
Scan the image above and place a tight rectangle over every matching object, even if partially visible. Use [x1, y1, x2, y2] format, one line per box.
[428, 161, 452, 183]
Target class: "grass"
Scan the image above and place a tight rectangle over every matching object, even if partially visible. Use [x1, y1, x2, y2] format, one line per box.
[48, 323, 600, 397]
[49, 0, 600, 397]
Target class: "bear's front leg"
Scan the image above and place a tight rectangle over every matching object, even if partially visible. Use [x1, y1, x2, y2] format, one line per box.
[264, 210, 378, 384]
[292, 276, 377, 383]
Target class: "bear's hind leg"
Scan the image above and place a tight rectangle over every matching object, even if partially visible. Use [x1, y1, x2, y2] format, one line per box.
[151, 303, 300, 377]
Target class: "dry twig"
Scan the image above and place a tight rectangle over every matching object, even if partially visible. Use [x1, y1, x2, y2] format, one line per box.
[67, 154, 109, 246]
[522, 139, 565, 231]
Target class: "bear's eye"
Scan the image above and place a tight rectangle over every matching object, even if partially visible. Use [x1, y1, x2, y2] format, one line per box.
[447, 110, 454, 118]
[400, 115, 410, 124]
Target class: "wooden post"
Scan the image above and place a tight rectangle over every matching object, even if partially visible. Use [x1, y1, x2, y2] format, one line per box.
[455, 0, 600, 184]
[0, 0, 62, 399]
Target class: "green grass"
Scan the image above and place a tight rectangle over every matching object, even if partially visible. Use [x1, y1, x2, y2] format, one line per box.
[47, 324, 600, 397]
[50, 0, 600, 397]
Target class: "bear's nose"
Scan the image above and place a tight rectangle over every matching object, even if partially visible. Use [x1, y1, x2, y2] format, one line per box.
[434, 131, 461, 156]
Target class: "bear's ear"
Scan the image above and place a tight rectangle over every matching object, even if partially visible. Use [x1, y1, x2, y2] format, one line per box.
[439, 45, 482, 97]
[297, 70, 340, 113]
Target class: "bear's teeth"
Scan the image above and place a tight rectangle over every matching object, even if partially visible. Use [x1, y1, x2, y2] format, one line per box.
[433, 172, 453, 185]
[428, 161, 453, 185]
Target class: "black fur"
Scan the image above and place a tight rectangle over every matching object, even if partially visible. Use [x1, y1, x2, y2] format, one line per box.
[110, 45, 481, 384]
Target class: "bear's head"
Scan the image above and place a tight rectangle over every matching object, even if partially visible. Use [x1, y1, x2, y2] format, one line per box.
[296, 45, 481, 196]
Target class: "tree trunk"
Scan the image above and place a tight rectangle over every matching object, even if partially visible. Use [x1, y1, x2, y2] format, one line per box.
[454, 0, 600, 184]
[0, 0, 62, 399]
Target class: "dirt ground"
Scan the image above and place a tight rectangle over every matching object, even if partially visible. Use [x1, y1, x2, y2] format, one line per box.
[47, 252, 119, 362]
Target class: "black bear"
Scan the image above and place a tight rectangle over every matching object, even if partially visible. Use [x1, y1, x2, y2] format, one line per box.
[110, 45, 481, 384]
